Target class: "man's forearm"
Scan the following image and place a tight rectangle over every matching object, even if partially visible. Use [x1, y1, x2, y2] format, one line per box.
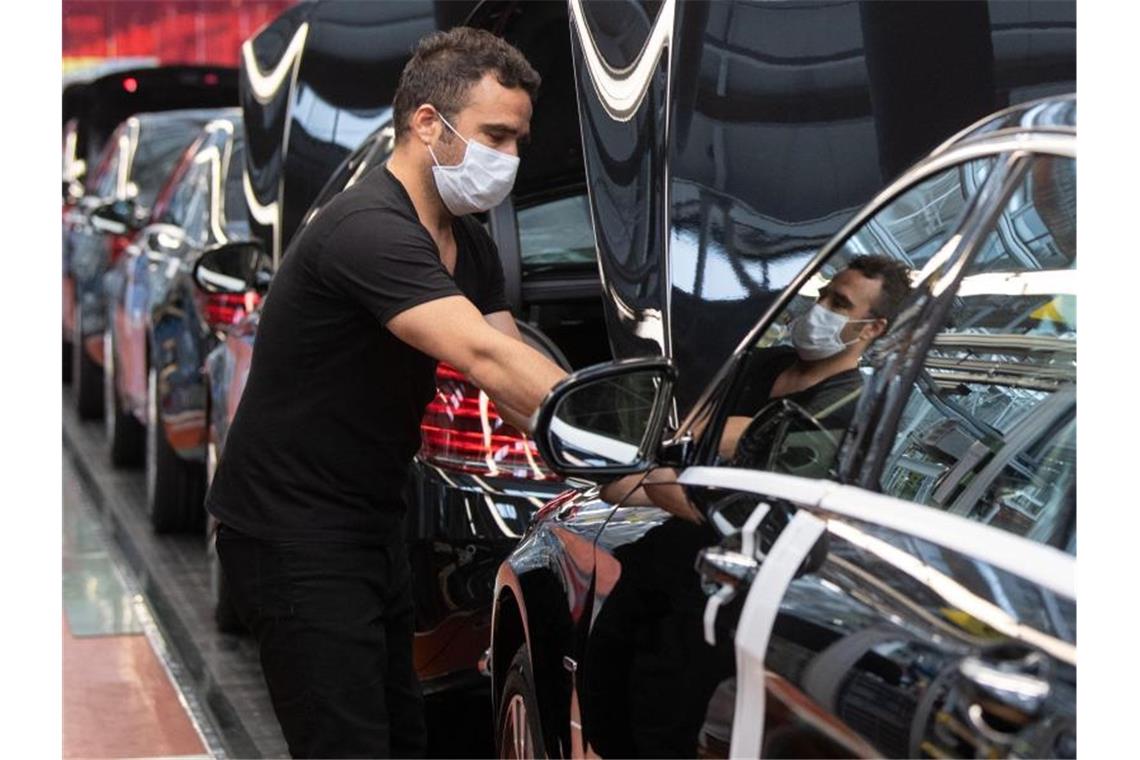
[495, 399, 533, 433]
[467, 337, 566, 428]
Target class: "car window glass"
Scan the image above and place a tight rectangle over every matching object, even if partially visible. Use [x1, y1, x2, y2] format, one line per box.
[517, 194, 597, 274]
[879, 155, 1076, 551]
[711, 158, 996, 480]
[223, 141, 248, 229]
[181, 159, 213, 246]
[130, 122, 201, 210]
[159, 157, 203, 228]
[89, 129, 124, 198]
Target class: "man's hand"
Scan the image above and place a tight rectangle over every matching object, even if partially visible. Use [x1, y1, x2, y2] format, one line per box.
[599, 468, 703, 524]
[387, 296, 566, 430]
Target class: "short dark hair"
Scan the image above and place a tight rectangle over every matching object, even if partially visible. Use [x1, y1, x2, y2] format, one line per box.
[392, 27, 541, 141]
[846, 254, 912, 324]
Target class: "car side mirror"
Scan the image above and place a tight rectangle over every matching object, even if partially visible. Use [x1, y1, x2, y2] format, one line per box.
[90, 199, 140, 234]
[193, 241, 273, 296]
[533, 357, 677, 478]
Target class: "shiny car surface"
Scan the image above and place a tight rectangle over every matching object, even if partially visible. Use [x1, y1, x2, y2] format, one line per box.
[239, 0, 446, 264]
[569, 0, 1076, 414]
[64, 108, 233, 419]
[490, 96, 1076, 759]
[101, 112, 253, 535]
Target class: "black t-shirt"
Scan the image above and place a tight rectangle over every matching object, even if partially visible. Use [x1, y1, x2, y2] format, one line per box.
[207, 165, 510, 543]
[731, 346, 864, 431]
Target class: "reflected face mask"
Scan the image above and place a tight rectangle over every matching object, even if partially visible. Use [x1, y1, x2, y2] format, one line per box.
[789, 303, 874, 361]
[429, 110, 519, 216]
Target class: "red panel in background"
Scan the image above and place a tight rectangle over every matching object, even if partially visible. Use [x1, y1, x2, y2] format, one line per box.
[63, 0, 296, 67]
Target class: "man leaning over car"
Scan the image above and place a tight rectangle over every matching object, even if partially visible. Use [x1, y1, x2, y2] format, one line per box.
[207, 28, 566, 758]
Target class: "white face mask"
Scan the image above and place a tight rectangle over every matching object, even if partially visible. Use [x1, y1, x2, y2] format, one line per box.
[428, 110, 520, 216]
[789, 303, 875, 361]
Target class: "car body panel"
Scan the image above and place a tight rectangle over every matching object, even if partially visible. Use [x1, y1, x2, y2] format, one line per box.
[240, 0, 445, 264]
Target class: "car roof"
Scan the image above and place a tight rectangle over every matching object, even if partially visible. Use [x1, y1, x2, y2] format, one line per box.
[931, 94, 1076, 157]
[129, 107, 241, 129]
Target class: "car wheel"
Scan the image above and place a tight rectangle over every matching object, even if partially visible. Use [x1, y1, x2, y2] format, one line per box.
[146, 366, 205, 533]
[72, 303, 103, 419]
[497, 645, 546, 759]
[104, 329, 144, 467]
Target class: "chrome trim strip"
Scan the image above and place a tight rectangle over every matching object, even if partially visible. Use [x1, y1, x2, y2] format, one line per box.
[677, 467, 1076, 601]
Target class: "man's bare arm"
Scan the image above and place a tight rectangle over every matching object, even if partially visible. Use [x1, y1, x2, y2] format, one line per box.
[599, 468, 703, 523]
[387, 296, 566, 430]
[481, 310, 546, 430]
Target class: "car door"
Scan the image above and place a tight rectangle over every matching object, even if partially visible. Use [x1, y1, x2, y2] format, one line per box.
[571, 125, 1012, 758]
[117, 137, 202, 415]
[684, 144, 1076, 757]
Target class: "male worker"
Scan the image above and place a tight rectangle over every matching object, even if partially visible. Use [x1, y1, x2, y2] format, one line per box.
[606, 254, 912, 518]
[209, 28, 566, 758]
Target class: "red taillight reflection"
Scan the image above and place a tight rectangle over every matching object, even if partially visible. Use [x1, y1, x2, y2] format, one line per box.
[109, 233, 133, 265]
[419, 363, 555, 481]
[123, 77, 138, 93]
[204, 72, 219, 86]
[201, 292, 259, 332]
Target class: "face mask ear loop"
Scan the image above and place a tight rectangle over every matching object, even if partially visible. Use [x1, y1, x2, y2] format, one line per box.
[428, 108, 469, 170]
[435, 110, 468, 146]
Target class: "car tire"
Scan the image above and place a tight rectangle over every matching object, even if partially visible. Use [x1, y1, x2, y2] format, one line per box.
[496, 645, 547, 759]
[146, 366, 205, 533]
[103, 329, 144, 467]
[72, 304, 103, 419]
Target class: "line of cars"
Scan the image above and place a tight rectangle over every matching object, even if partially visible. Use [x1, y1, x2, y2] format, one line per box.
[62, 1, 1077, 756]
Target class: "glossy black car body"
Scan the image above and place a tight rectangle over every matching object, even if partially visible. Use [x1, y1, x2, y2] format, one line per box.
[490, 97, 1077, 758]
[569, 0, 1076, 411]
[239, 0, 463, 264]
[64, 108, 233, 419]
[102, 113, 252, 534]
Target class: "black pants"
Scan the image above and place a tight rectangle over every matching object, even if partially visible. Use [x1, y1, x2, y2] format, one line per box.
[216, 523, 426, 758]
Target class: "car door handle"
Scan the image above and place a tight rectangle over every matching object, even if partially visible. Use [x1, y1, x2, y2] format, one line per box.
[697, 501, 771, 646]
[697, 546, 759, 646]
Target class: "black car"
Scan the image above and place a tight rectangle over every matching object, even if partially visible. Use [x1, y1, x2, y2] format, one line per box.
[102, 112, 255, 535]
[64, 108, 233, 418]
[490, 96, 1077, 759]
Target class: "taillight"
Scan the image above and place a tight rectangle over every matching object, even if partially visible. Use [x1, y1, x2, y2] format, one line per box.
[109, 233, 133, 265]
[419, 363, 555, 481]
[200, 291, 260, 332]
